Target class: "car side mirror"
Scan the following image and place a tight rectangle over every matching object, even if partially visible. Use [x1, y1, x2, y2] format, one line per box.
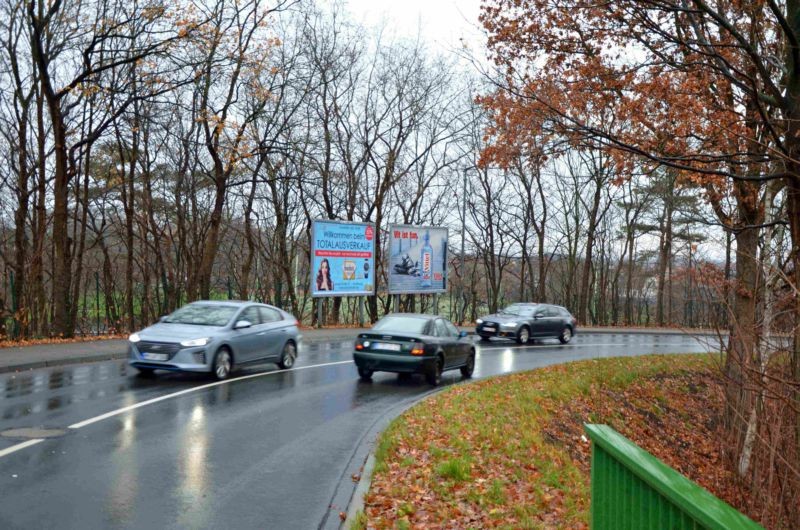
[234, 320, 252, 330]
[458, 331, 468, 338]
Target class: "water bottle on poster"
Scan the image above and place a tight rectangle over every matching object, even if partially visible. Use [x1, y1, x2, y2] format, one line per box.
[420, 230, 433, 288]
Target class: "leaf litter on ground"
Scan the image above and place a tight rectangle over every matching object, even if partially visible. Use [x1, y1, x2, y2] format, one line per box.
[361, 354, 759, 529]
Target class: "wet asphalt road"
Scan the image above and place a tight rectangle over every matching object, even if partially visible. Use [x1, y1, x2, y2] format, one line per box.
[0, 332, 719, 529]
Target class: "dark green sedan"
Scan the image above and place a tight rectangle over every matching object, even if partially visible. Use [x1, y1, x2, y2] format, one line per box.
[353, 313, 476, 386]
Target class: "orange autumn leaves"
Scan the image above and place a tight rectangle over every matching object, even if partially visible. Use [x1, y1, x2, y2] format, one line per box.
[477, 0, 772, 194]
[0, 334, 126, 349]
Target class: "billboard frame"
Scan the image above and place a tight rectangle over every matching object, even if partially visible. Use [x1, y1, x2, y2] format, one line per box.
[310, 219, 376, 298]
[387, 223, 448, 295]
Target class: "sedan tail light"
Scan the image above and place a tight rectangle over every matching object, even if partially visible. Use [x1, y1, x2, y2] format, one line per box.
[410, 345, 425, 355]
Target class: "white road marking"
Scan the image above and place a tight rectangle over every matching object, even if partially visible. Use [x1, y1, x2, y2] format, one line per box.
[478, 342, 628, 351]
[67, 360, 354, 430]
[2, 336, 703, 459]
[0, 439, 44, 458]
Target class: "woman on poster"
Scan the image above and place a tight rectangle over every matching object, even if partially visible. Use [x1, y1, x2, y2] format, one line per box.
[316, 258, 334, 291]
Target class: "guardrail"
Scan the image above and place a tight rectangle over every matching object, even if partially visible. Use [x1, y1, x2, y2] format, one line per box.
[584, 424, 763, 529]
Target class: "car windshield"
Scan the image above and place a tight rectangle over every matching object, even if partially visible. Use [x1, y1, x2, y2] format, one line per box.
[372, 316, 429, 334]
[500, 304, 535, 317]
[163, 304, 238, 326]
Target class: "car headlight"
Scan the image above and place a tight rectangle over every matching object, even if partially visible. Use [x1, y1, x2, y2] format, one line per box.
[503, 322, 518, 327]
[180, 337, 211, 347]
[129, 333, 141, 342]
[476, 319, 483, 324]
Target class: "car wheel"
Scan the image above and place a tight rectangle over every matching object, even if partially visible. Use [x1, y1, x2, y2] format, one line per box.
[213, 348, 233, 380]
[559, 327, 573, 344]
[278, 341, 297, 369]
[516, 326, 530, 345]
[357, 366, 373, 381]
[425, 356, 444, 386]
[135, 367, 156, 377]
[460, 351, 475, 378]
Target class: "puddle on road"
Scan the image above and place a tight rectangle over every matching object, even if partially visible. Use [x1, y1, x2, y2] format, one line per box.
[2, 427, 67, 439]
[304, 340, 353, 352]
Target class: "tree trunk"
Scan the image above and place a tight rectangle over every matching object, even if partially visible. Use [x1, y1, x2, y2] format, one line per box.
[197, 174, 227, 299]
[625, 232, 635, 324]
[12, 111, 29, 338]
[656, 198, 674, 326]
[578, 182, 602, 324]
[786, 175, 800, 467]
[68, 143, 92, 333]
[739, 181, 784, 476]
[31, 82, 48, 336]
[50, 116, 72, 337]
[240, 173, 258, 300]
[537, 231, 547, 302]
[29, 0, 73, 337]
[724, 180, 761, 469]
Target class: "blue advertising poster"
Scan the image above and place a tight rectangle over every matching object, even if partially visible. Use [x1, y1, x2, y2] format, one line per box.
[388, 225, 448, 294]
[311, 220, 375, 297]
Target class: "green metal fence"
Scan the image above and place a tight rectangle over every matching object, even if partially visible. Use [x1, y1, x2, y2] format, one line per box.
[584, 424, 764, 530]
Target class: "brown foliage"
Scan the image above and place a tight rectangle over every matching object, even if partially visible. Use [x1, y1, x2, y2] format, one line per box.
[0, 334, 126, 349]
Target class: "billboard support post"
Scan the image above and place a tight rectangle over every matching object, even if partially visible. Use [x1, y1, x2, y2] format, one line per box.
[316, 299, 323, 328]
[358, 297, 365, 327]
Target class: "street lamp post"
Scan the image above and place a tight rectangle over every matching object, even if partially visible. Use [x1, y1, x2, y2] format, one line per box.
[459, 167, 468, 325]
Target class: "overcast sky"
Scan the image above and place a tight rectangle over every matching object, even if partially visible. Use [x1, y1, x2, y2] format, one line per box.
[341, 0, 485, 54]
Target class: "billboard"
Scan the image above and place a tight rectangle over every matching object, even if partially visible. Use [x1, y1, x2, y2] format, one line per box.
[388, 225, 448, 294]
[311, 220, 375, 297]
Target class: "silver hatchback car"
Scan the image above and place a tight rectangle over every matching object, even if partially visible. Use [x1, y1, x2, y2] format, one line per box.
[128, 301, 303, 379]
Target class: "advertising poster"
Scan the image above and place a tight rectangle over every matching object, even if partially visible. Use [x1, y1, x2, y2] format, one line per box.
[388, 225, 448, 294]
[311, 220, 375, 297]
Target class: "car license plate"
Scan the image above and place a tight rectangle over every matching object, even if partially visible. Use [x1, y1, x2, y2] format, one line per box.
[374, 342, 401, 352]
[142, 352, 169, 361]
[483, 327, 496, 332]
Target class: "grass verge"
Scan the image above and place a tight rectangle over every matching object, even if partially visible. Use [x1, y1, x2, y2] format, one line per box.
[362, 354, 746, 529]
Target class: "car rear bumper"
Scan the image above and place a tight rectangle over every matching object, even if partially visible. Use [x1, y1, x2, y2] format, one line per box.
[353, 351, 436, 374]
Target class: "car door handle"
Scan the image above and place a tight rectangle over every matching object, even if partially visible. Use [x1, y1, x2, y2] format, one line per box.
[258, 332, 266, 336]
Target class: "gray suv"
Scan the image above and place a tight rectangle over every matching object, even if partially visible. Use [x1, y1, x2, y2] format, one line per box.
[476, 303, 577, 345]
[128, 301, 302, 379]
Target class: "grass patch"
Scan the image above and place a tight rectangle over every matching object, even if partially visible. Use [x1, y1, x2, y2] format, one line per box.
[435, 457, 471, 481]
[363, 354, 718, 529]
[348, 510, 367, 530]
